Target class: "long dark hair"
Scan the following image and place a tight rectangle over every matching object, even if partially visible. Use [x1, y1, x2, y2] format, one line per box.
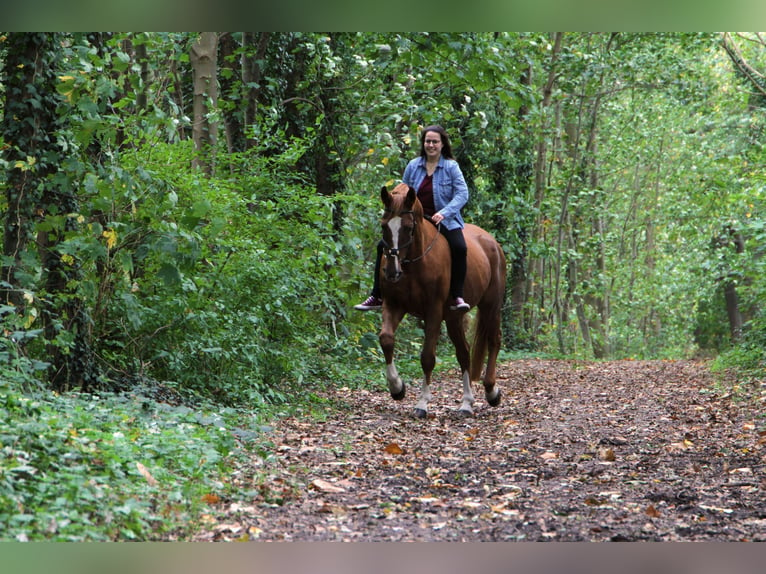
[419, 125, 455, 160]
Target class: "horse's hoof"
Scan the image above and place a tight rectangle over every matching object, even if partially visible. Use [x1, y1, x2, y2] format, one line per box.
[413, 408, 428, 419]
[457, 408, 474, 418]
[391, 385, 406, 401]
[488, 389, 502, 407]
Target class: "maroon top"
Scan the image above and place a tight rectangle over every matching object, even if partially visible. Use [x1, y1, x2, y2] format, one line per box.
[418, 174, 436, 218]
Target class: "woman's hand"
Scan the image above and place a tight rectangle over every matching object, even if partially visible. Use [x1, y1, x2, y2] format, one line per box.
[431, 212, 444, 225]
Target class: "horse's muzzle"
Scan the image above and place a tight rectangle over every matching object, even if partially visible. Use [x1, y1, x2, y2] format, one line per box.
[386, 270, 403, 282]
[384, 253, 403, 282]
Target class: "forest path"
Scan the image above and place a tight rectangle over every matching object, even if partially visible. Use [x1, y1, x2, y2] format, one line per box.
[191, 359, 766, 542]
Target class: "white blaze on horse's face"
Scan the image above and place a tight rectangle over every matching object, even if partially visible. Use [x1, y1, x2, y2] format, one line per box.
[384, 216, 404, 282]
[387, 216, 402, 250]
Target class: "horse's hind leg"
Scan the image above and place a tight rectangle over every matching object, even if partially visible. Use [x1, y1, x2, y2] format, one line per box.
[484, 348, 501, 407]
[482, 310, 503, 408]
[446, 317, 475, 416]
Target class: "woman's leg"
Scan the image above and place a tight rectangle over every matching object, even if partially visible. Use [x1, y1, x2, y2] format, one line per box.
[440, 227, 468, 307]
[354, 241, 384, 310]
[371, 240, 383, 297]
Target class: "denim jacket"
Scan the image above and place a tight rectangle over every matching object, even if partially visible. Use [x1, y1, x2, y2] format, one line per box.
[402, 156, 469, 231]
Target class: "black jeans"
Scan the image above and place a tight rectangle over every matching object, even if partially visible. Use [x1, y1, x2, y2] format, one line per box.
[370, 225, 467, 300]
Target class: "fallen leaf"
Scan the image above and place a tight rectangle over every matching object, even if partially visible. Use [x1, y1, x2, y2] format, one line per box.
[541, 451, 558, 460]
[201, 493, 221, 504]
[597, 448, 616, 462]
[214, 523, 242, 533]
[384, 442, 404, 455]
[311, 479, 346, 493]
[699, 504, 734, 514]
[242, 526, 262, 540]
[599, 491, 622, 500]
[317, 503, 347, 515]
[601, 436, 629, 446]
[136, 462, 158, 486]
[645, 504, 661, 518]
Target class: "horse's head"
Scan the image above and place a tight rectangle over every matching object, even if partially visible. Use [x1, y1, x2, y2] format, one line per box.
[379, 183, 422, 283]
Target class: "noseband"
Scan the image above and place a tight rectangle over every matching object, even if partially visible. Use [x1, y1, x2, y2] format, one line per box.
[382, 210, 440, 265]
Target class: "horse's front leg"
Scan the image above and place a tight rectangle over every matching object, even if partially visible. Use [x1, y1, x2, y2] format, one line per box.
[414, 317, 441, 418]
[379, 307, 406, 400]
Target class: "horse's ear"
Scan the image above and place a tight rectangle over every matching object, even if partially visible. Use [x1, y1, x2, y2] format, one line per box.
[380, 185, 391, 207]
[405, 186, 417, 207]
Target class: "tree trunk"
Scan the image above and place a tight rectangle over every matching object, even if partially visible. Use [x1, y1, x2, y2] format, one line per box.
[582, 91, 608, 359]
[721, 229, 747, 342]
[219, 32, 243, 154]
[1, 33, 94, 391]
[1, 34, 60, 306]
[242, 32, 271, 150]
[134, 34, 151, 113]
[501, 63, 535, 349]
[527, 32, 564, 347]
[724, 281, 743, 341]
[190, 32, 219, 175]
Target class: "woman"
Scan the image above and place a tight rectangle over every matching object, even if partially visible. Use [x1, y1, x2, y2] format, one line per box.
[355, 124, 470, 312]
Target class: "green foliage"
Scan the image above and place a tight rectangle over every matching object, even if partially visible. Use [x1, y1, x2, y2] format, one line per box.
[84, 132, 380, 403]
[2, 30, 763, 382]
[0, 382, 261, 541]
[712, 306, 766, 379]
[4, 30, 766, 541]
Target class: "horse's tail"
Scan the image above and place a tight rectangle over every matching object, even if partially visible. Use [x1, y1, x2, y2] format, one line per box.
[470, 299, 502, 381]
[469, 238, 506, 382]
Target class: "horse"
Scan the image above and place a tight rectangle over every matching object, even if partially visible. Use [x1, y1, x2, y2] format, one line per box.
[376, 182, 507, 418]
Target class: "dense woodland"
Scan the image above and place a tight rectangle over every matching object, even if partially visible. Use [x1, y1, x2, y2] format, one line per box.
[1, 32, 765, 540]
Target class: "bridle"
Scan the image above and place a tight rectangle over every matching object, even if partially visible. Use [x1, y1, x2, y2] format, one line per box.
[381, 209, 441, 265]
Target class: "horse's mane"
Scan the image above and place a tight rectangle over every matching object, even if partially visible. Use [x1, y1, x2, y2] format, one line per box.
[389, 182, 424, 219]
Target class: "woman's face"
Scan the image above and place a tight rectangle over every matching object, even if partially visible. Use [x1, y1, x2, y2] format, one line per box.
[423, 131, 443, 161]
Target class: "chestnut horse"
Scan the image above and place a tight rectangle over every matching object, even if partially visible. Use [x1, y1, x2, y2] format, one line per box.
[377, 183, 506, 418]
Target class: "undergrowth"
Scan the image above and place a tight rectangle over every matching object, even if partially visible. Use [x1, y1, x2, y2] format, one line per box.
[0, 381, 267, 541]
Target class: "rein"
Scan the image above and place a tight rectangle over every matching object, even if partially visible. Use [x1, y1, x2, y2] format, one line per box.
[382, 210, 441, 265]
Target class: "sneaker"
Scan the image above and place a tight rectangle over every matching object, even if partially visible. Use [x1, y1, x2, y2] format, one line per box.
[354, 295, 383, 310]
[450, 297, 470, 311]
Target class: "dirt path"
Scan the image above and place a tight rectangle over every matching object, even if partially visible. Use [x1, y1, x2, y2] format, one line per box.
[193, 360, 766, 542]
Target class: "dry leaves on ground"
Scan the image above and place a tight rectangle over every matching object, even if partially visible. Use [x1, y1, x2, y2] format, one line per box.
[187, 359, 766, 542]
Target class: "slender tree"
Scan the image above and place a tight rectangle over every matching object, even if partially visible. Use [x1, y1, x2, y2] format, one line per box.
[190, 32, 219, 175]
